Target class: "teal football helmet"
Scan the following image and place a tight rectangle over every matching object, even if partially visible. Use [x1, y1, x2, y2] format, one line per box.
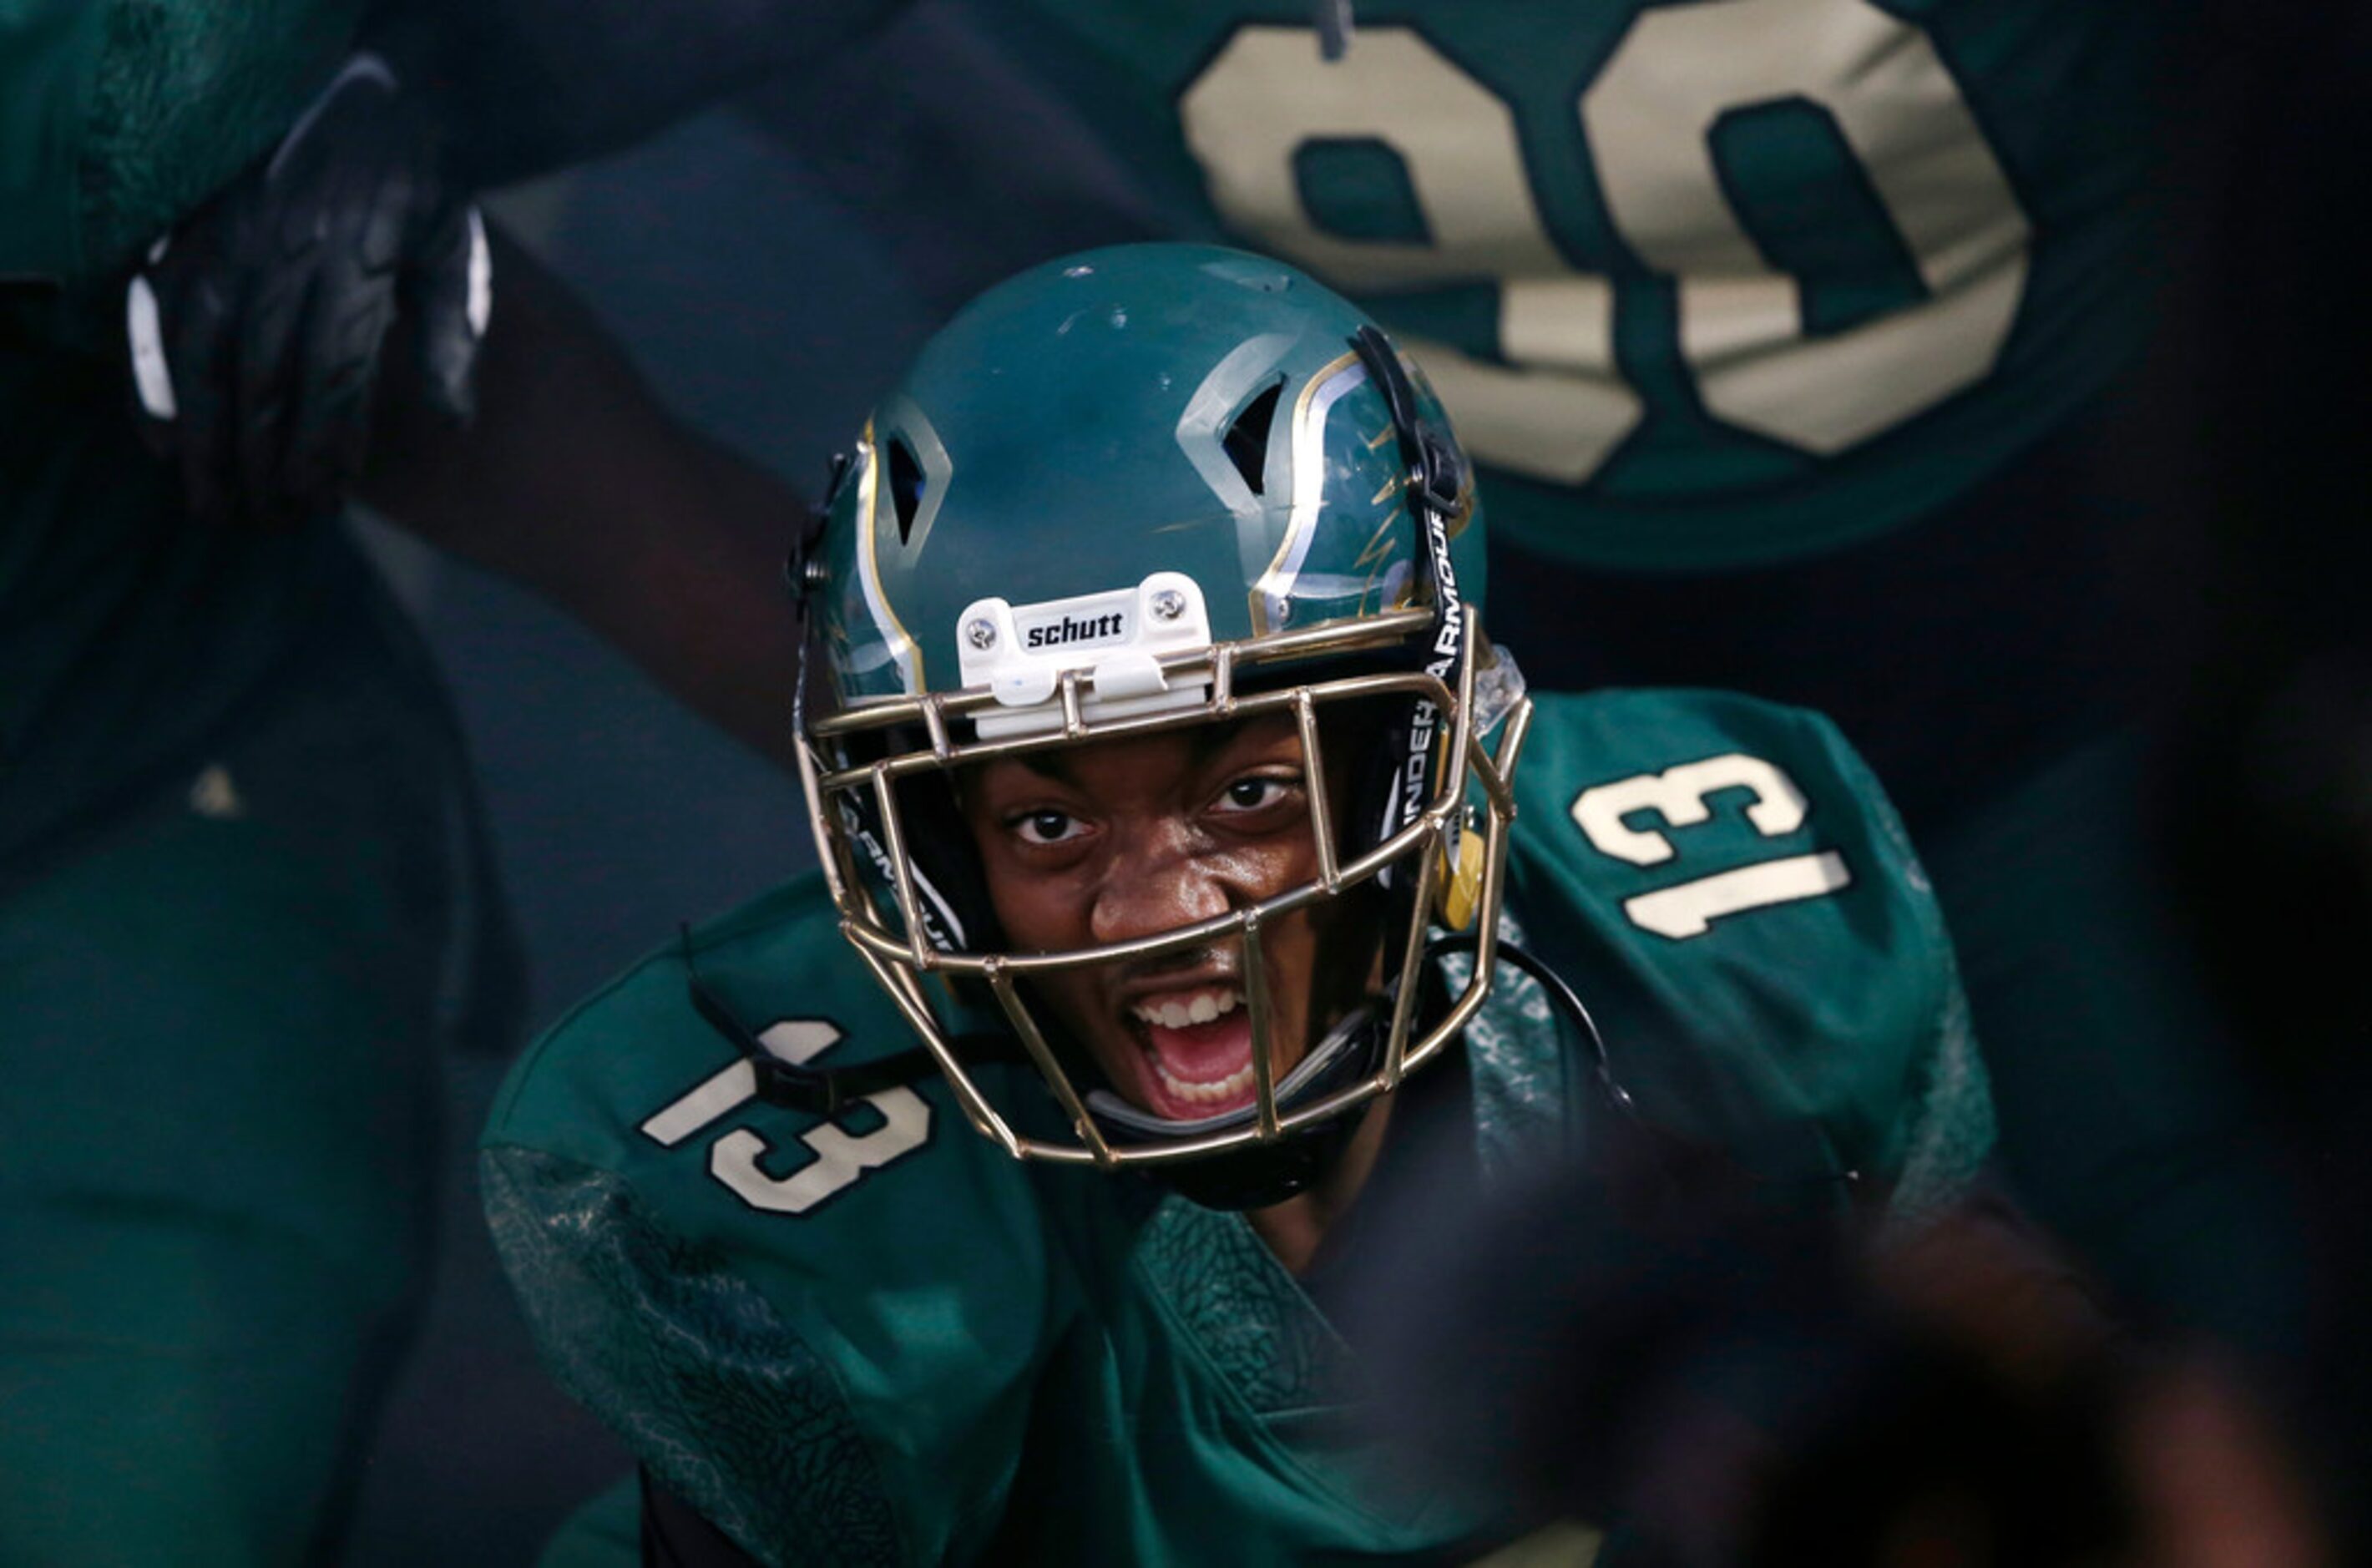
[796, 244, 1532, 1199]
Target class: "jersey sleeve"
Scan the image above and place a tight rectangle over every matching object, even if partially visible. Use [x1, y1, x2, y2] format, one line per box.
[481, 884, 1061, 1566]
[402, 0, 912, 189]
[0, 0, 363, 284]
[482, 1142, 905, 1566]
[1505, 689, 1995, 1227]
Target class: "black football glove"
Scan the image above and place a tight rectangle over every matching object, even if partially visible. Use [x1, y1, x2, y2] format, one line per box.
[126, 50, 489, 529]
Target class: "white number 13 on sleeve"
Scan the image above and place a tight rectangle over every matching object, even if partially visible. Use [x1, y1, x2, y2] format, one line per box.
[1570, 754, 1851, 938]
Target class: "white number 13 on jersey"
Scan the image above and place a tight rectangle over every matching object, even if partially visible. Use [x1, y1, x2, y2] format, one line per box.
[1570, 753, 1851, 938]
[640, 1019, 931, 1215]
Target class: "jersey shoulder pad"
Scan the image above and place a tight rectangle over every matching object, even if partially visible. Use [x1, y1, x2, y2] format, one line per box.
[484, 872, 1040, 1250]
[1503, 688, 1990, 1207]
[482, 873, 1062, 1560]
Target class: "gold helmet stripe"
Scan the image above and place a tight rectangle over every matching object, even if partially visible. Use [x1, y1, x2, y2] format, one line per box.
[1249, 351, 1365, 635]
[855, 424, 927, 695]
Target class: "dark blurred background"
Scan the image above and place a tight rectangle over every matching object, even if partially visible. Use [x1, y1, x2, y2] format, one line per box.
[342, 114, 928, 1563]
[336, 2, 2372, 1558]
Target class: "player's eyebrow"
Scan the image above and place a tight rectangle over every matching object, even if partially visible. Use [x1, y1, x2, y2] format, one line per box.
[1009, 748, 1080, 787]
[1004, 718, 1277, 788]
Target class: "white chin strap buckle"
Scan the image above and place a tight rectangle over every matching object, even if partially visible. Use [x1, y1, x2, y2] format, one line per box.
[956, 573, 1214, 741]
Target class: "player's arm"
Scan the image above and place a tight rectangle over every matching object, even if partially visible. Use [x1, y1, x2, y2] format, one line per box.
[1515, 690, 1996, 1220]
[114, 45, 808, 767]
[482, 1140, 908, 1566]
[358, 225, 807, 774]
[396, 0, 914, 190]
[0, 0, 369, 288]
[122, 0, 914, 531]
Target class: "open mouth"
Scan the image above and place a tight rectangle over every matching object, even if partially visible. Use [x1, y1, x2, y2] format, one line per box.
[1124, 984, 1263, 1120]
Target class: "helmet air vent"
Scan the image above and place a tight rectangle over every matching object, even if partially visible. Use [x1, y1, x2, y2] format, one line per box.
[887, 435, 927, 546]
[1221, 380, 1284, 497]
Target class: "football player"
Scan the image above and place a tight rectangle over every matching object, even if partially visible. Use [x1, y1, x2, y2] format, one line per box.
[483, 244, 1998, 1563]
[142, 0, 2300, 1375]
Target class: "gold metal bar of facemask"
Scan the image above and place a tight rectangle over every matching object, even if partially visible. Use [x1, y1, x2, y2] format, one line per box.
[1380, 829, 1441, 1092]
[838, 749, 1457, 977]
[849, 944, 1023, 1159]
[1294, 690, 1341, 893]
[807, 609, 1433, 741]
[1242, 909, 1282, 1141]
[1479, 695, 1536, 808]
[1462, 664, 1525, 829]
[825, 670, 1447, 792]
[985, 960, 1118, 1168]
[1461, 791, 1515, 1016]
[921, 694, 954, 764]
[802, 740, 867, 911]
[796, 739, 854, 905]
[869, 765, 937, 973]
[1403, 771, 1520, 1076]
[822, 778, 899, 950]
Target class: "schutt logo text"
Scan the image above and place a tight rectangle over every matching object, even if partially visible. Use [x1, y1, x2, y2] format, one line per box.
[1022, 611, 1127, 650]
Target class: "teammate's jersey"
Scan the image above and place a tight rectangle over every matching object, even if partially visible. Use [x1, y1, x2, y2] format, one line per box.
[943, 0, 2166, 570]
[0, 0, 362, 286]
[0, 3, 366, 867]
[483, 688, 1993, 1565]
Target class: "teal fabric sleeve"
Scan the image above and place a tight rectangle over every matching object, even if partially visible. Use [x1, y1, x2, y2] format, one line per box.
[483, 1145, 905, 1568]
[0, 0, 362, 285]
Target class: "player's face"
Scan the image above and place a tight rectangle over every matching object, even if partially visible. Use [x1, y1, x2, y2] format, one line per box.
[960, 714, 1357, 1121]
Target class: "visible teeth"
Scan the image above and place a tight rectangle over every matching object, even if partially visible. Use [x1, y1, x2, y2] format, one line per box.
[1151, 1058, 1256, 1105]
[1130, 988, 1241, 1031]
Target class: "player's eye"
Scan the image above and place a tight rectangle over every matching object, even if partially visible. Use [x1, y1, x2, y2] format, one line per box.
[1211, 773, 1300, 816]
[1011, 808, 1088, 846]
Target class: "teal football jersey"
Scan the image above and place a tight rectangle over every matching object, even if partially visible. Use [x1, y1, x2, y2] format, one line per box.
[929, 0, 2164, 569]
[483, 688, 1990, 1565]
[0, 0, 360, 286]
[0, 0, 368, 865]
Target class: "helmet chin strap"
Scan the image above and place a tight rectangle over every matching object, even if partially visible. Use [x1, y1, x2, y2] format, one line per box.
[1348, 322, 1475, 927]
[785, 452, 844, 751]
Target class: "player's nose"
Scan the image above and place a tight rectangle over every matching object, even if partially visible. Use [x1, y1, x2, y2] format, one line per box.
[1087, 819, 1230, 946]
